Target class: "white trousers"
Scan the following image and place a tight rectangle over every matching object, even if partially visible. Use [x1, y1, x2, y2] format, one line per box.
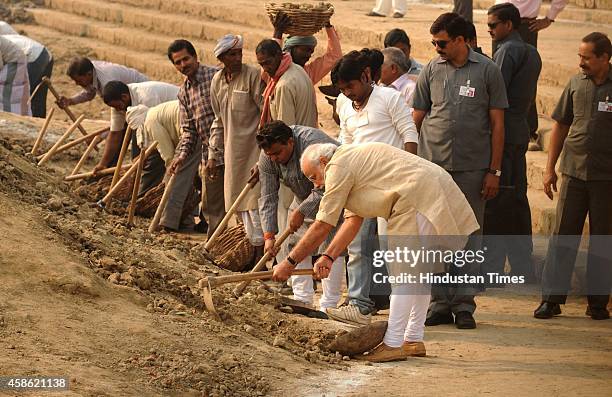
[239, 209, 264, 246]
[292, 256, 344, 310]
[372, 0, 406, 15]
[382, 213, 435, 347]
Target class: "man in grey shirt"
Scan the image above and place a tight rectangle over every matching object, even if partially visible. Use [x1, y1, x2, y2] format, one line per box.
[483, 3, 542, 285]
[257, 121, 344, 312]
[413, 12, 508, 329]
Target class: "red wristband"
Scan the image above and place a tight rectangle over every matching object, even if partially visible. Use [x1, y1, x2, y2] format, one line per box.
[264, 232, 276, 240]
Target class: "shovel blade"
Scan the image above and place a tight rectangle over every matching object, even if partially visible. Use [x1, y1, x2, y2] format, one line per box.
[201, 284, 221, 321]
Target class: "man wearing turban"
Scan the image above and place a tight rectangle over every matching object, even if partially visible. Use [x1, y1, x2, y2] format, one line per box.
[208, 34, 266, 259]
[271, 13, 342, 85]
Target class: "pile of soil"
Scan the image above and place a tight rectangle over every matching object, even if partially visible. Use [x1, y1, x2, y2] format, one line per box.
[0, 122, 350, 396]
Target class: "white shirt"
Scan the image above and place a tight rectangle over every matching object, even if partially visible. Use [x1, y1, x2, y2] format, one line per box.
[2, 34, 45, 63]
[338, 85, 418, 149]
[110, 81, 179, 131]
[495, 0, 568, 20]
[385, 72, 417, 108]
[0, 22, 18, 35]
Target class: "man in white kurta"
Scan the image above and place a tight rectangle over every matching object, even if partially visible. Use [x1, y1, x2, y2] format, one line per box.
[208, 35, 265, 251]
[273, 142, 479, 362]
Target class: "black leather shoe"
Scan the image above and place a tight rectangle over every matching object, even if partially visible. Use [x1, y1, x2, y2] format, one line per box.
[534, 302, 561, 319]
[586, 306, 610, 320]
[425, 312, 454, 326]
[454, 311, 476, 329]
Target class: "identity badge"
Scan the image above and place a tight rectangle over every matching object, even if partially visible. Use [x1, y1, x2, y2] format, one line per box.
[459, 85, 475, 98]
[597, 101, 612, 112]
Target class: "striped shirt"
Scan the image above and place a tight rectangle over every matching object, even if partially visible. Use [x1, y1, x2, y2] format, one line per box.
[258, 125, 339, 234]
[177, 64, 219, 161]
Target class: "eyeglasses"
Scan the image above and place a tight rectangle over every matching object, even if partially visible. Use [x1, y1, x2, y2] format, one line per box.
[431, 40, 450, 49]
[487, 21, 502, 29]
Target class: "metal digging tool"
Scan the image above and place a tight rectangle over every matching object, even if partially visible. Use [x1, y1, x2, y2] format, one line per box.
[233, 228, 293, 297]
[201, 268, 314, 321]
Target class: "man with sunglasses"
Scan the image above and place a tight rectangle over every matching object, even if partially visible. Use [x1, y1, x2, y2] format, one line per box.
[482, 3, 542, 286]
[257, 121, 345, 313]
[413, 12, 508, 329]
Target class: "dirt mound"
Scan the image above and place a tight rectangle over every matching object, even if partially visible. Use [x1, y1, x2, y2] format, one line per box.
[0, 122, 349, 396]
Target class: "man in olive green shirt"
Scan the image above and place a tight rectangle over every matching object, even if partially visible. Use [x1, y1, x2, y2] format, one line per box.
[413, 13, 508, 329]
[535, 32, 612, 321]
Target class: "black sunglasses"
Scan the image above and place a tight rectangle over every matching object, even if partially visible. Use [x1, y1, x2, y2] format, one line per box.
[487, 21, 502, 29]
[431, 39, 450, 49]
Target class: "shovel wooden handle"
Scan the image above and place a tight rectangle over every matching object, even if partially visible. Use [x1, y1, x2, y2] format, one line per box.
[31, 107, 55, 155]
[38, 114, 85, 166]
[233, 228, 293, 296]
[127, 144, 147, 225]
[208, 268, 313, 288]
[64, 163, 131, 181]
[148, 174, 177, 233]
[204, 173, 259, 251]
[110, 127, 133, 189]
[100, 141, 158, 206]
[42, 77, 89, 137]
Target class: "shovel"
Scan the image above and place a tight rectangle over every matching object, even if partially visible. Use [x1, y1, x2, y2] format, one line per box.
[200, 268, 313, 321]
[232, 228, 293, 297]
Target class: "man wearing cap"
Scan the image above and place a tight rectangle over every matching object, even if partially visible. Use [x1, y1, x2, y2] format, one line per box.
[208, 34, 265, 256]
[271, 14, 342, 85]
[126, 101, 201, 231]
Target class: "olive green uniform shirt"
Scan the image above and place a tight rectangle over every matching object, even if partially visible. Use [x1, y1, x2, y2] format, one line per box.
[552, 65, 612, 181]
[413, 48, 509, 171]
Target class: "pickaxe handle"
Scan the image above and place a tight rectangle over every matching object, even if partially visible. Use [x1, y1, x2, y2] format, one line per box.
[207, 268, 313, 288]
[42, 77, 89, 137]
[204, 171, 260, 251]
[148, 174, 177, 233]
[233, 228, 293, 297]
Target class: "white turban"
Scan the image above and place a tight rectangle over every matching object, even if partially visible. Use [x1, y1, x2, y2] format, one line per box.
[214, 34, 243, 58]
[126, 104, 149, 146]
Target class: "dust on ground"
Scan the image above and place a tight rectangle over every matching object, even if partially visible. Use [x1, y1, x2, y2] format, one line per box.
[0, 117, 355, 397]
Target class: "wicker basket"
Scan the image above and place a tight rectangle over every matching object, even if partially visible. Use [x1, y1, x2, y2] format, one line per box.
[135, 182, 199, 219]
[207, 224, 254, 272]
[265, 2, 334, 37]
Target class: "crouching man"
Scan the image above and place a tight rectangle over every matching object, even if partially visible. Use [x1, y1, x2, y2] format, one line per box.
[258, 121, 344, 312]
[273, 142, 479, 362]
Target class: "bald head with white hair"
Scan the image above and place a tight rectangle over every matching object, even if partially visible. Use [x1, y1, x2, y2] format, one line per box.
[300, 143, 338, 188]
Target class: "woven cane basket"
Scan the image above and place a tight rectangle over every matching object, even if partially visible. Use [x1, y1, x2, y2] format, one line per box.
[265, 2, 334, 36]
[135, 182, 199, 219]
[207, 224, 254, 272]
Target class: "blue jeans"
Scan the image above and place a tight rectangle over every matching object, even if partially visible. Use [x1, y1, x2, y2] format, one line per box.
[347, 218, 391, 314]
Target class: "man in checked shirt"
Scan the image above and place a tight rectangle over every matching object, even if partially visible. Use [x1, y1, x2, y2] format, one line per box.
[167, 39, 225, 237]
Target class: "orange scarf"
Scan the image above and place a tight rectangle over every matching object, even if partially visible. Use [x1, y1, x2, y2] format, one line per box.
[260, 53, 293, 127]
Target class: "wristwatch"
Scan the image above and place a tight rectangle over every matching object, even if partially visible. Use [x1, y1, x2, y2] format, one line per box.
[287, 255, 297, 266]
[488, 168, 502, 177]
